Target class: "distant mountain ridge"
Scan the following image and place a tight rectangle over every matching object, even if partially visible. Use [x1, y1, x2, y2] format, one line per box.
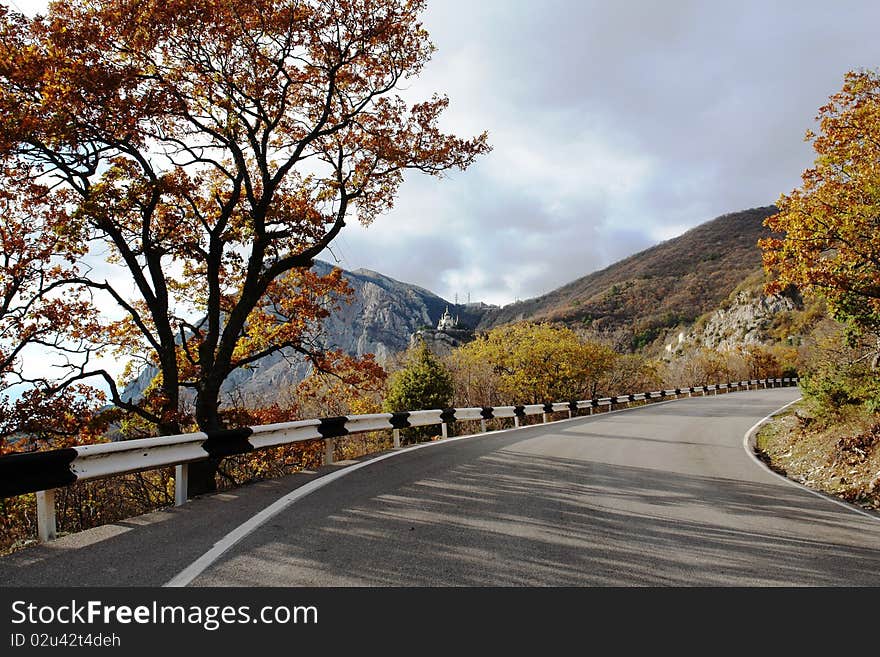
[123, 205, 778, 404]
[477, 206, 778, 350]
[122, 261, 497, 405]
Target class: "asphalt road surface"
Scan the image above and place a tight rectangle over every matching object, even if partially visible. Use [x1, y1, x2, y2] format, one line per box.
[4, 387, 880, 586]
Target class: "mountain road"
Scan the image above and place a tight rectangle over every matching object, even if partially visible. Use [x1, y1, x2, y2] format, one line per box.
[4, 387, 879, 586]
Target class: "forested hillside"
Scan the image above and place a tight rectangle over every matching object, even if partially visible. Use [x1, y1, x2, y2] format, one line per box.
[477, 206, 778, 350]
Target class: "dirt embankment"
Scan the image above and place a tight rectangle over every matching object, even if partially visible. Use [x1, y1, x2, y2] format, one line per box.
[756, 404, 880, 512]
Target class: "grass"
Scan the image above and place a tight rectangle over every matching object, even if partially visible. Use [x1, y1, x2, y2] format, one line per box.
[755, 403, 880, 512]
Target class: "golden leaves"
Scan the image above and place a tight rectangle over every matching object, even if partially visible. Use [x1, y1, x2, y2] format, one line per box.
[451, 323, 618, 406]
[229, 265, 351, 367]
[0, 0, 489, 435]
[296, 350, 387, 417]
[761, 69, 880, 333]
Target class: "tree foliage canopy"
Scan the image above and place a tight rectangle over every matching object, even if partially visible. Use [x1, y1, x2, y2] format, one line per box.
[761, 69, 880, 334]
[451, 323, 618, 405]
[383, 340, 453, 413]
[0, 0, 488, 441]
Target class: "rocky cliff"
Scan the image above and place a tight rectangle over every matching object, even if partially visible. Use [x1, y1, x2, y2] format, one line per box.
[659, 266, 804, 356]
[122, 261, 496, 406]
[409, 327, 476, 357]
[694, 290, 798, 350]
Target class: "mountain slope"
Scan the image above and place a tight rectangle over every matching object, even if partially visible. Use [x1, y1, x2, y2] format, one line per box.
[477, 206, 778, 349]
[122, 261, 497, 405]
[123, 205, 779, 404]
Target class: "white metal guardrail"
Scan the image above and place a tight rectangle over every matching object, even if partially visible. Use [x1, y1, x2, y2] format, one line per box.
[0, 377, 799, 542]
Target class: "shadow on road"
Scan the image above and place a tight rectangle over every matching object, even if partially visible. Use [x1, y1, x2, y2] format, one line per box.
[202, 446, 880, 587]
[7, 389, 870, 587]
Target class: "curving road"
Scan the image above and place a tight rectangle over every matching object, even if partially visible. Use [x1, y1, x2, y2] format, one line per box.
[4, 387, 880, 586]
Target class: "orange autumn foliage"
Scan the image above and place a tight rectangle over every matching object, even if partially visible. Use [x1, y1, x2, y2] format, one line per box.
[0, 0, 489, 457]
[761, 70, 880, 334]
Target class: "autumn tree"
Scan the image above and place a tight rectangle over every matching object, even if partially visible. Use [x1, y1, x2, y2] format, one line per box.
[297, 351, 387, 417]
[761, 70, 880, 349]
[741, 345, 784, 380]
[600, 353, 662, 396]
[451, 323, 618, 406]
[0, 164, 106, 453]
[0, 169, 87, 381]
[666, 348, 733, 388]
[0, 1, 488, 492]
[796, 320, 880, 414]
[445, 346, 503, 407]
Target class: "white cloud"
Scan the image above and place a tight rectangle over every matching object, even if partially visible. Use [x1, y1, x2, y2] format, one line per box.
[485, 119, 655, 206]
[650, 223, 692, 243]
[7, 0, 47, 16]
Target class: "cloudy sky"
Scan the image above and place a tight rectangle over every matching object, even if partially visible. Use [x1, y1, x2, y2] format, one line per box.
[12, 0, 880, 307]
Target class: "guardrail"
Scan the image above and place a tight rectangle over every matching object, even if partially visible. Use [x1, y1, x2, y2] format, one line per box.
[0, 377, 798, 542]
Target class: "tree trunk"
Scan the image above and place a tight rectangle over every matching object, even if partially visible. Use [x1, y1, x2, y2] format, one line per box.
[187, 458, 220, 497]
[188, 381, 225, 497]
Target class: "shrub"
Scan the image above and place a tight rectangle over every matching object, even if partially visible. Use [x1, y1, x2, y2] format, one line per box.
[798, 321, 880, 417]
[383, 340, 454, 443]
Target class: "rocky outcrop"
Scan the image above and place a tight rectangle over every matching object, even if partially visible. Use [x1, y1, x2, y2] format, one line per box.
[121, 261, 496, 406]
[410, 327, 476, 357]
[688, 291, 798, 351]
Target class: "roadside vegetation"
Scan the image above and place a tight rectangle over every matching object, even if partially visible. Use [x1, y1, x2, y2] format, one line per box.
[754, 318, 880, 511]
[755, 69, 880, 510]
[756, 404, 880, 512]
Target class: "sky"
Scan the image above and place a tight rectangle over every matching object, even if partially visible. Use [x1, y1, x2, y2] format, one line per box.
[10, 0, 880, 308]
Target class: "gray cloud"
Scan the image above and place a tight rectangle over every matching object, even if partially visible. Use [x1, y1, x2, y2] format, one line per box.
[334, 0, 879, 307]
[19, 0, 875, 308]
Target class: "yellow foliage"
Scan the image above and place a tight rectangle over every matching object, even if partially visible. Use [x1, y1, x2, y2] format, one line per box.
[450, 323, 618, 405]
[762, 69, 880, 333]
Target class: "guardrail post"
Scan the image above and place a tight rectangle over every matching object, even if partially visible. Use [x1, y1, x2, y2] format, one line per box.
[393, 429, 401, 448]
[514, 415, 521, 427]
[441, 422, 448, 438]
[542, 412, 548, 424]
[568, 409, 573, 418]
[174, 464, 188, 507]
[480, 419, 487, 433]
[324, 438, 335, 465]
[36, 489, 56, 543]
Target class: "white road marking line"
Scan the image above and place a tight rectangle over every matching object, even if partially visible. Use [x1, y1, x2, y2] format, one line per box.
[164, 398, 681, 587]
